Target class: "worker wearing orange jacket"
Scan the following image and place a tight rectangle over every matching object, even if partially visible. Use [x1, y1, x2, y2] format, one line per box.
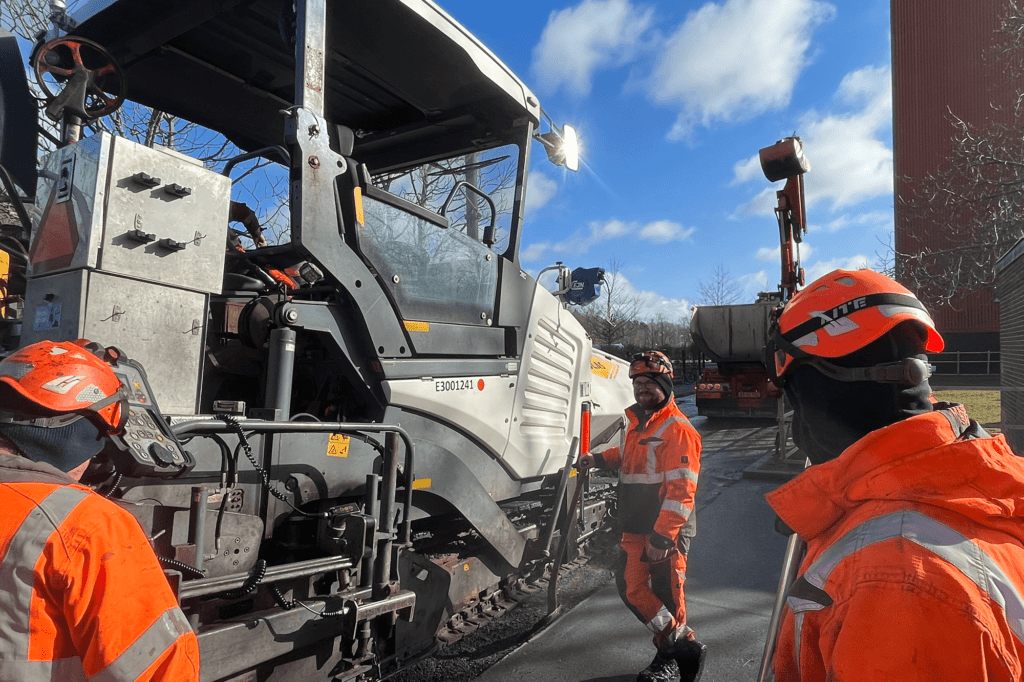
[580, 351, 706, 682]
[763, 269, 1024, 681]
[0, 340, 200, 681]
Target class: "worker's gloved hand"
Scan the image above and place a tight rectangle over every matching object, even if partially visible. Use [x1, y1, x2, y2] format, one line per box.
[642, 533, 675, 564]
[576, 453, 596, 470]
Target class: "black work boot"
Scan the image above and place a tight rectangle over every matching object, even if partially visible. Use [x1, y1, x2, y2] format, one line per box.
[672, 638, 707, 682]
[636, 650, 678, 682]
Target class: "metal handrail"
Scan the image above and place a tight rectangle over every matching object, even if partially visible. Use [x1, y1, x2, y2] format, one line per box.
[172, 419, 415, 545]
[927, 350, 1001, 375]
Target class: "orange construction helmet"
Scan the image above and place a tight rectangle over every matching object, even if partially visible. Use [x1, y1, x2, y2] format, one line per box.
[0, 339, 127, 434]
[767, 269, 944, 386]
[629, 350, 673, 379]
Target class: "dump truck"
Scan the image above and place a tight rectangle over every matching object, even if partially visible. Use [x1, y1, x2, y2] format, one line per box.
[691, 292, 783, 417]
[0, 2, 635, 680]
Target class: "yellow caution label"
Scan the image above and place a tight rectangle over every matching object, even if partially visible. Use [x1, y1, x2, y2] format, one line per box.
[570, 468, 578, 478]
[412, 478, 431, 490]
[353, 187, 365, 226]
[404, 320, 430, 333]
[327, 433, 350, 458]
[590, 356, 620, 379]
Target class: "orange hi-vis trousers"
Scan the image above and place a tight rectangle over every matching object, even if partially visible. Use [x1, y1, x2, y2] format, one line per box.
[616, 531, 690, 648]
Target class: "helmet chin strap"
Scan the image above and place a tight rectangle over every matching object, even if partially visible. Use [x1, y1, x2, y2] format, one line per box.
[803, 356, 933, 386]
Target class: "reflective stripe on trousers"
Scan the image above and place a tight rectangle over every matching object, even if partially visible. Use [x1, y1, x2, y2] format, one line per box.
[786, 510, 1024, 671]
[648, 606, 674, 634]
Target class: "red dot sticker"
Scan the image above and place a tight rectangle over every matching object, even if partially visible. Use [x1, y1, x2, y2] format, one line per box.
[477, 379, 485, 391]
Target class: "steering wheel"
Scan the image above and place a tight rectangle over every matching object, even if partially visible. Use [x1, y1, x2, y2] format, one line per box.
[32, 37, 126, 122]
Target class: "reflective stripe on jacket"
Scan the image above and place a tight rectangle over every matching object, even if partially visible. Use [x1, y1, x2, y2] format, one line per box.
[597, 399, 701, 540]
[0, 453, 200, 681]
[767, 405, 1024, 682]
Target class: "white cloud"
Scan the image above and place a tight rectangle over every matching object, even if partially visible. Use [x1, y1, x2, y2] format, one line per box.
[755, 243, 814, 263]
[738, 269, 771, 300]
[531, 0, 655, 97]
[648, 0, 835, 139]
[816, 210, 892, 234]
[800, 66, 893, 210]
[606, 271, 694, 322]
[732, 64, 893, 216]
[590, 219, 632, 240]
[638, 220, 695, 243]
[520, 217, 696, 262]
[802, 254, 872, 284]
[731, 154, 764, 185]
[733, 186, 777, 218]
[521, 242, 552, 262]
[526, 172, 559, 216]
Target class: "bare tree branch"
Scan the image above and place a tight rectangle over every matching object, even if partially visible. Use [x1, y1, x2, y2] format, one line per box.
[696, 264, 743, 305]
[895, 1, 1024, 307]
[577, 260, 644, 346]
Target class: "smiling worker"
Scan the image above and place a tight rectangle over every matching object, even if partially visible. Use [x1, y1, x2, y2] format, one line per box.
[580, 350, 706, 682]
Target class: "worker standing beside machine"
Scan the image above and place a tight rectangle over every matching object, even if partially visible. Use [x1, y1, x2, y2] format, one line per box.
[581, 351, 706, 682]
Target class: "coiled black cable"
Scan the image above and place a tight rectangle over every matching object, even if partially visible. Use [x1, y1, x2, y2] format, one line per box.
[102, 472, 123, 499]
[217, 559, 267, 600]
[216, 414, 326, 519]
[269, 583, 296, 610]
[158, 555, 206, 579]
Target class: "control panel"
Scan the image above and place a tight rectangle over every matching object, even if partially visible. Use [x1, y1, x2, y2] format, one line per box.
[99, 351, 195, 478]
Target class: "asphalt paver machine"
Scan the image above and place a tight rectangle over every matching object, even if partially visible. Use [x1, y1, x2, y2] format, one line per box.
[0, 2, 634, 679]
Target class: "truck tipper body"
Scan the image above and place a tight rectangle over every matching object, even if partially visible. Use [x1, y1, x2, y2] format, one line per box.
[691, 293, 782, 418]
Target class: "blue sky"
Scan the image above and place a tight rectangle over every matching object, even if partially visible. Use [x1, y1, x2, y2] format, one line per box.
[437, 0, 895, 322]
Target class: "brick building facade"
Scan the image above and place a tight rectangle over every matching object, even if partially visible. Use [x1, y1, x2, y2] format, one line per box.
[891, 0, 1009, 354]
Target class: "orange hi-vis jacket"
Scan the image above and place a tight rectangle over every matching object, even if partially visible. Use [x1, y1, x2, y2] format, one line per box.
[596, 399, 701, 543]
[0, 452, 200, 681]
[767, 405, 1024, 682]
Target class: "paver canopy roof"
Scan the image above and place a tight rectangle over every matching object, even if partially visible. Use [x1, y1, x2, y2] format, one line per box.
[68, 0, 540, 170]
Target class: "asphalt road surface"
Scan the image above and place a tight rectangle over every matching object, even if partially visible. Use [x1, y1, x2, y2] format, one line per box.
[444, 396, 794, 682]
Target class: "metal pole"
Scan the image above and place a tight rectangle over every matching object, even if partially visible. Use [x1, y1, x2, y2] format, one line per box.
[774, 392, 786, 461]
[540, 437, 579, 557]
[757, 457, 810, 682]
[187, 486, 208, 573]
[757, 532, 806, 682]
[374, 433, 400, 597]
[362, 474, 380, 589]
[265, 328, 296, 420]
[294, 0, 327, 117]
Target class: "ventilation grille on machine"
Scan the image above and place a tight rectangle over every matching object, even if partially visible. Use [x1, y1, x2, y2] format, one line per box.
[517, 316, 578, 441]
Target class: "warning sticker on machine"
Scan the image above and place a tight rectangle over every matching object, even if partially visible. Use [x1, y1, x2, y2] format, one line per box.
[33, 303, 62, 331]
[327, 433, 350, 458]
[590, 356, 620, 379]
[404, 320, 429, 332]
